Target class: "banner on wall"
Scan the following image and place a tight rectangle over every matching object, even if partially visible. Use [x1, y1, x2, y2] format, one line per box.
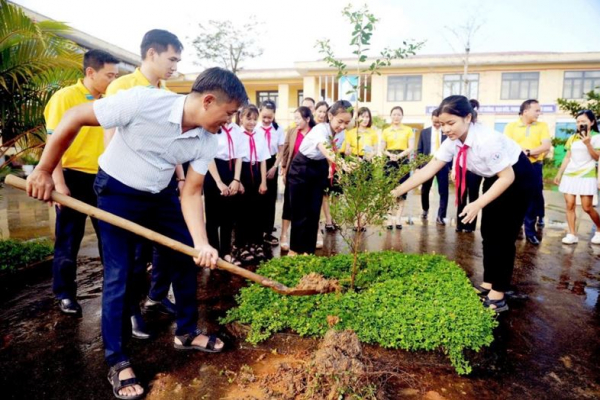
[425, 104, 557, 114]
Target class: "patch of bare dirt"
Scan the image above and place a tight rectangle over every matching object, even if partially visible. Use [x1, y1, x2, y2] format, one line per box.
[229, 329, 395, 399]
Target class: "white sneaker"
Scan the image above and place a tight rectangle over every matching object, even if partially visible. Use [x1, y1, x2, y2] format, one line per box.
[562, 234, 579, 244]
[591, 232, 600, 245]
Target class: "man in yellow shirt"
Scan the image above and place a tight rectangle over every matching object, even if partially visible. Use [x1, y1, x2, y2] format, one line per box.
[45, 49, 119, 316]
[504, 99, 551, 245]
[104, 29, 184, 335]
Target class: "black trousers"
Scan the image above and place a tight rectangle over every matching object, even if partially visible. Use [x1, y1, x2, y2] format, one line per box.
[236, 161, 264, 247]
[523, 162, 544, 237]
[480, 153, 534, 292]
[456, 170, 483, 231]
[52, 169, 102, 300]
[205, 158, 237, 257]
[386, 156, 409, 200]
[282, 175, 292, 221]
[421, 163, 450, 219]
[288, 153, 329, 254]
[262, 155, 278, 234]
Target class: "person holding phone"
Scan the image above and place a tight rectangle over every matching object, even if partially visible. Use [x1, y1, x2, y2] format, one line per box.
[554, 110, 600, 245]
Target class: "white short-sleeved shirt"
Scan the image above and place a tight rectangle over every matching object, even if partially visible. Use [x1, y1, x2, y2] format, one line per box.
[434, 122, 522, 178]
[299, 123, 345, 160]
[257, 124, 285, 156]
[215, 122, 244, 161]
[564, 133, 600, 178]
[238, 128, 271, 163]
[94, 87, 218, 193]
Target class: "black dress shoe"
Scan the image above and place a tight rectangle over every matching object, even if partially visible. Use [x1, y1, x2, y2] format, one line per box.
[143, 297, 177, 316]
[537, 218, 545, 227]
[58, 298, 82, 316]
[131, 314, 151, 340]
[436, 217, 446, 226]
[526, 235, 540, 245]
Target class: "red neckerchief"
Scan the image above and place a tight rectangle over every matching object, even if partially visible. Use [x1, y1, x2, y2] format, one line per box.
[455, 144, 469, 206]
[262, 125, 272, 154]
[244, 130, 258, 180]
[222, 125, 235, 170]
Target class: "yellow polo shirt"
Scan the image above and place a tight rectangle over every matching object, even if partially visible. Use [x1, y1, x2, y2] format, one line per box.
[105, 67, 168, 96]
[342, 127, 378, 156]
[382, 125, 413, 151]
[44, 79, 103, 174]
[504, 120, 550, 162]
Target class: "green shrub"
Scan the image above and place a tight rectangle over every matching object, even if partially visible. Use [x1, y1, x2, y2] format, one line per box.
[0, 239, 53, 272]
[222, 251, 498, 375]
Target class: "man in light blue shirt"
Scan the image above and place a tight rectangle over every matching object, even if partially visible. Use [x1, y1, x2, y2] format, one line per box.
[27, 67, 247, 399]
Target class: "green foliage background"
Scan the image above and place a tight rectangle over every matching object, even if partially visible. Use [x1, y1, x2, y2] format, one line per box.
[0, 239, 53, 272]
[222, 251, 498, 375]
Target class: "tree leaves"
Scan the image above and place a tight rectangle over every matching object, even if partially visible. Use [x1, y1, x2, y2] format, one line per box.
[0, 0, 82, 158]
[190, 16, 264, 74]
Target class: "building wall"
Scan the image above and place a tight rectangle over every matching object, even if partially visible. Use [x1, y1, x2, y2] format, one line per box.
[168, 54, 600, 133]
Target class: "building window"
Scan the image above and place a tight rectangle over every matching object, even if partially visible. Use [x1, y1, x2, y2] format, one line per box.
[387, 75, 422, 102]
[297, 90, 304, 107]
[443, 74, 479, 99]
[563, 71, 600, 99]
[257, 91, 278, 107]
[494, 122, 508, 134]
[501, 72, 539, 100]
[555, 122, 576, 140]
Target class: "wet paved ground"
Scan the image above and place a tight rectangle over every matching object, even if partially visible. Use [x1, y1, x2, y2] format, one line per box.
[1, 183, 600, 399]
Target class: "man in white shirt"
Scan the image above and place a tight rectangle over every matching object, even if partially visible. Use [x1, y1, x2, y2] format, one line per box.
[417, 109, 450, 225]
[26, 67, 247, 399]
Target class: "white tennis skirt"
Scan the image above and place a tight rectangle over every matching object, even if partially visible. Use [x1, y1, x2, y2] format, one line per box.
[559, 175, 598, 196]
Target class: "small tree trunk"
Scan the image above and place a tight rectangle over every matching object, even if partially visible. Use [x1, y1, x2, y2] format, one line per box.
[350, 219, 363, 290]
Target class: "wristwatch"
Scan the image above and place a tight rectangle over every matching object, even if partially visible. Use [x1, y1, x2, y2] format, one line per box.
[525, 149, 531, 157]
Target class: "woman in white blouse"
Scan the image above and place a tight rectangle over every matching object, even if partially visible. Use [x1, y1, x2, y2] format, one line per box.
[392, 95, 535, 313]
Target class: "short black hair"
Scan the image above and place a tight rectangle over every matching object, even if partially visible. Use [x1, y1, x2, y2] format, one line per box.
[140, 29, 183, 59]
[191, 67, 248, 105]
[237, 104, 259, 127]
[438, 95, 477, 123]
[576, 109, 599, 132]
[83, 49, 119, 73]
[302, 97, 315, 105]
[315, 100, 329, 110]
[327, 100, 353, 122]
[431, 108, 440, 117]
[519, 99, 539, 115]
[390, 106, 404, 115]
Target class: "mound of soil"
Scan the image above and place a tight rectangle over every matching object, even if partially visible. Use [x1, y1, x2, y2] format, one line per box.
[295, 273, 341, 293]
[257, 329, 383, 400]
[314, 330, 365, 376]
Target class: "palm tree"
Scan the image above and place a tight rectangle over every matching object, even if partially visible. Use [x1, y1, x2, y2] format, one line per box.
[0, 0, 82, 168]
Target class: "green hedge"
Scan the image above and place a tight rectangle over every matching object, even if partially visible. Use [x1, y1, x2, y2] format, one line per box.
[0, 239, 54, 272]
[222, 251, 498, 375]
